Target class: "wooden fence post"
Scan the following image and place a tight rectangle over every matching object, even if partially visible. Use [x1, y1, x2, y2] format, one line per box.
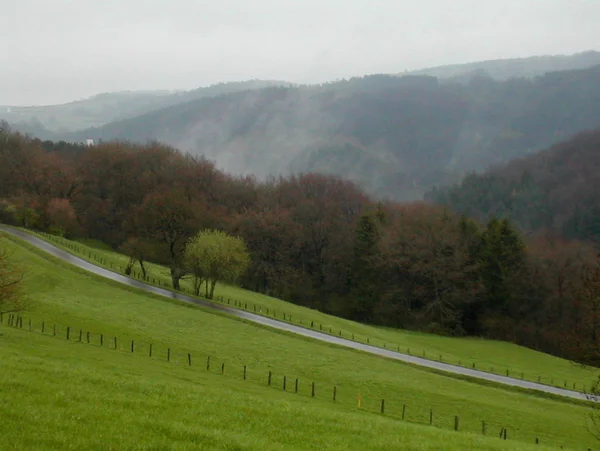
[131, 340, 134, 353]
[283, 376, 287, 391]
[243, 365, 247, 380]
[333, 386, 337, 402]
[482, 421, 486, 435]
[188, 353, 192, 367]
[66, 327, 70, 340]
[221, 363, 225, 375]
[295, 378, 298, 393]
[312, 382, 315, 397]
[380, 399, 385, 414]
[100, 334, 103, 346]
[86, 331, 90, 343]
[268, 371, 272, 386]
[149, 343, 153, 357]
[53, 324, 56, 336]
[454, 416, 459, 431]
[402, 404, 406, 419]
[114, 337, 117, 350]
[167, 348, 170, 362]
[206, 356, 210, 370]
[28, 319, 32, 331]
[429, 409, 433, 425]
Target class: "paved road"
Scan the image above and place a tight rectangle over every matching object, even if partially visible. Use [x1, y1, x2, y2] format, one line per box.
[2, 225, 593, 402]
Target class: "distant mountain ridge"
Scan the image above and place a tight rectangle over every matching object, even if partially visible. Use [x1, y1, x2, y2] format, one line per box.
[0, 80, 290, 134]
[406, 50, 600, 81]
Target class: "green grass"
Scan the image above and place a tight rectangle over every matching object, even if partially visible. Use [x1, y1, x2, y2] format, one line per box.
[28, 229, 598, 392]
[1, 232, 599, 450]
[0, 327, 555, 451]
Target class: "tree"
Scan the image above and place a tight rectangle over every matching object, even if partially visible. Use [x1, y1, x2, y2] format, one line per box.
[119, 237, 158, 279]
[477, 217, 526, 312]
[345, 212, 382, 321]
[375, 204, 482, 333]
[0, 245, 25, 314]
[46, 198, 79, 237]
[133, 188, 204, 290]
[576, 254, 600, 364]
[230, 207, 301, 299]
[184, 230, 250, 299]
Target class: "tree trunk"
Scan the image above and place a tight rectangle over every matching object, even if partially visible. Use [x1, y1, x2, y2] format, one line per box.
[209, 279, 217, 299]
[193, 277, 204, 296]
[139, 259, 147, 278]
[125, 257, 134, 276]
[170, 267, 181, 291]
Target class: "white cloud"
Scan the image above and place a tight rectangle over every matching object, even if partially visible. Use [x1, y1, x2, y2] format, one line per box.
[1, 0, 599, 104]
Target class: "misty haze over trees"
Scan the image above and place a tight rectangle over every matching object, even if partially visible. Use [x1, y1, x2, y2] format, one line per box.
[3, 52, 600, 202]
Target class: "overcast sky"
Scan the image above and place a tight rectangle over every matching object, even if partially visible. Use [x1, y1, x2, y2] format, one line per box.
[1, 0, 599, 105]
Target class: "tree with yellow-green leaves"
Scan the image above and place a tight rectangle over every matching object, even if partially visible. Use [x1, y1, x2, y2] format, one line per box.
[184, 230, 250, 299]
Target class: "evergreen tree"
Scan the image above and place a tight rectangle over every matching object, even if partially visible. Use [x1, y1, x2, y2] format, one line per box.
[477, 217, 526, 314]
[347, 212, 381, 321]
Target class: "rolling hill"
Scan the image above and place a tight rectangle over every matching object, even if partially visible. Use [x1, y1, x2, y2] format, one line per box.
[1, 230, 597, 450]
[0, 80, 289, 134]
[407, 50, 600, 81]
[427, 128, 600, 243]
[55, 64, 600, 201]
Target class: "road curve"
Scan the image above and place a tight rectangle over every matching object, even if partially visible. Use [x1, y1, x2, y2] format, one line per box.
[2, 225, 593, 402]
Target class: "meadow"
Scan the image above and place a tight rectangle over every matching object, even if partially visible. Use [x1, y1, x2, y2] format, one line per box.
[0, 231, 598, 449]
[31, 230, 598, 392]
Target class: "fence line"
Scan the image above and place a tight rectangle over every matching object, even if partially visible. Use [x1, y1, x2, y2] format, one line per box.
[23, 230, 594, 394]
[0, 311, 593, 450]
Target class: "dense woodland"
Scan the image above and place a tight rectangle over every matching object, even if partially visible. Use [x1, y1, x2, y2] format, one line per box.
[2, 124, 600, 366]
[429, 128, 600, 244]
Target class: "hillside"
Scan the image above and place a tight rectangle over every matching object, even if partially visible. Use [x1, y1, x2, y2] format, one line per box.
[0, 80, 288, 134]
[427, 128, 600, 243]
[0, 232, 595, 450]
[59, 64, 600, 201]
[3, 129, 600, 365]
[407, 50, 600, 81]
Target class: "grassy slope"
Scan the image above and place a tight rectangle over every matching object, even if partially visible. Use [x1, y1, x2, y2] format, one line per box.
[32, 230, 598, 392]
[1, 328, 553, 451]
[1, 233, 597, 450]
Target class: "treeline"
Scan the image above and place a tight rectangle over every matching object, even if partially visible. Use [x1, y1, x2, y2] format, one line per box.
[1, 124, 599, 365]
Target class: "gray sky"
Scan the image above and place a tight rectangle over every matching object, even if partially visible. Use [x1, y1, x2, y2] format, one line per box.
[1, 0, 599, 105]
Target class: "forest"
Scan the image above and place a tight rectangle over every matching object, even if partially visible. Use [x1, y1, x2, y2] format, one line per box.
[1, 123, 599, 366]
[429, 128, 600, 244]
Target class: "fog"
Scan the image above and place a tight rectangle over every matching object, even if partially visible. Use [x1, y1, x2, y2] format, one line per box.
[1, 0, 599, 105]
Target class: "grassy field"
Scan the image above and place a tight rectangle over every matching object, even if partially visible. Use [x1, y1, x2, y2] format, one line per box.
[1, 232, 598, 450]
[29, 229, 598, 392]
[1, 327, 557, 451]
